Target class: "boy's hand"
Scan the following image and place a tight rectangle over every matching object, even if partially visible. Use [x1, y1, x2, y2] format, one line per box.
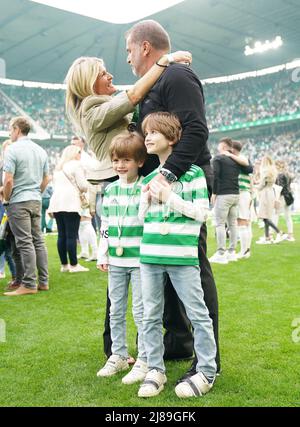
[149, 180, 171, 203]
[97, 264, 108, 272]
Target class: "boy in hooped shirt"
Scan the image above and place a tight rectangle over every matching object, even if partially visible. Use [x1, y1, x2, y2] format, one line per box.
[138, 112, 217, 398]
[96, 131, 148, 385]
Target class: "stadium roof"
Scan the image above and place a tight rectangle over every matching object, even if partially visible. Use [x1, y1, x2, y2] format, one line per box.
[1, 0, 300, 84]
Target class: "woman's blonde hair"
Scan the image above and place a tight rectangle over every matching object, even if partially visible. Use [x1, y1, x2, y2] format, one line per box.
[56, 145, 81, 171]
[65, 56, 104, 126]
[260, 155, 277, 182]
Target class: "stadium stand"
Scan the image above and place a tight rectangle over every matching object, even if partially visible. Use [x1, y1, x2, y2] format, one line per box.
[204, 69, 300, 130]
[1, 68, 300, 179]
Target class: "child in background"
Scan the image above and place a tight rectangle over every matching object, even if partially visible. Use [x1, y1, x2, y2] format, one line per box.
[78, 193, 98, 262]
[0, 191, 17, 284]
[138, 112, 217, 399]
[96, 131, 148, 385]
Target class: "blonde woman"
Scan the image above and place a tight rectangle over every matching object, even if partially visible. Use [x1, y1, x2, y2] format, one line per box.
[256, 155, 287, 244]
[274, 160, 295, 241]
[48, 145, 89, 273]
[65, 51, 192, 181]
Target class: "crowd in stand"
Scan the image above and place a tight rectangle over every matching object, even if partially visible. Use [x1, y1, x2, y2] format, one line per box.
[1, 68, 300, 137]
[0, 85, 72, 136]
[204, 70, 300, 129]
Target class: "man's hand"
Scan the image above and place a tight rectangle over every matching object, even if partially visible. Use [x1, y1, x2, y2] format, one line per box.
[97, 264, 108, 272]
[211, 194, 217, 207]
[3, 172, 14, 201]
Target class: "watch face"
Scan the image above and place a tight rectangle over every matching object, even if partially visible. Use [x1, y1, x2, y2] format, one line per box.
[172, 181, 183, 194]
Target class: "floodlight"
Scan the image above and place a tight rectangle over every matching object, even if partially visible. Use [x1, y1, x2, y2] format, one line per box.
[244, 36, 283, 56]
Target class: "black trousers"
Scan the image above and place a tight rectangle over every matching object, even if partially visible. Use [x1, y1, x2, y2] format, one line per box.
[54, 212, 81, 266]
[103, 164, 220, 372]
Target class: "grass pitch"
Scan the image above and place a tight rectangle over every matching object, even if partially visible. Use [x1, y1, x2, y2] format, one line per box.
[0, 221, 299, 407]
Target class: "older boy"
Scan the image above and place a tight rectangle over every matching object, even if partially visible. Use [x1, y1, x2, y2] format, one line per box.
[138, 112, 217, 398]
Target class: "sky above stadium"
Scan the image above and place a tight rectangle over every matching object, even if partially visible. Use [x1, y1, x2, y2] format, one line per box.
[29, 0, 185, 24]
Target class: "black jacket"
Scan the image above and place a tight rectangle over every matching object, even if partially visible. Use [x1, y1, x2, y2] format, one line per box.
[212, 155, 253, 195]
[137, 63, 211, 178]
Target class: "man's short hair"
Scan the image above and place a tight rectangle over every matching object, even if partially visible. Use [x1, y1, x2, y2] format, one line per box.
[142, 112, 182, 143]
[9, 117, 31, 135]
[125, 20, 171, 51]
[219, 137, 233, 151]
[232, 140, 243, 152]
[109, 131, 147, 163]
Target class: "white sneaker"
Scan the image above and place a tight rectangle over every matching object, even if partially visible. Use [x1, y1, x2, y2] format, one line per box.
[236, 249, 251, 259]
[97, 354, 129, 377]
[138, 369, 167, 397]
[122, 359, 148, 385]
[175, 371, 215, 398]
[273, 233, 288, 244]
[209, 252, 228, 264]
[60, 264, 70, 272]
[287, 236, 295, 242]
[256, 237, 272, 245]
[78, 253, 89, 259]
[226, 251, 238, 262]
[69, 264, 89, 273]
[86, 255, 97, 262]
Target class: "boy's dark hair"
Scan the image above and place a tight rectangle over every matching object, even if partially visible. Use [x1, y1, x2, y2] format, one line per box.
[142, 112, 182, 143]
[232, 140, 243, 152]
[109, 131, 147, 163]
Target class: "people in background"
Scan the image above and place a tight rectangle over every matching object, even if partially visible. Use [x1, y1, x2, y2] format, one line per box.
[3, 116, 49, 296]
[48, 145, 89, 273]
[274, 160, 295, 241]
[256, 155, 287, 244]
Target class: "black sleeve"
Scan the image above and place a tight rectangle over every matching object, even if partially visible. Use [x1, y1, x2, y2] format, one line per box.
[212, 157, 220, 194]
[161, 66, 209, 178]
[240, 161, 254, 175]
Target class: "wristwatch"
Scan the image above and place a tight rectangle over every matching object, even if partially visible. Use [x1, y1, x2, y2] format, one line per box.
[160, 168, 177, 183]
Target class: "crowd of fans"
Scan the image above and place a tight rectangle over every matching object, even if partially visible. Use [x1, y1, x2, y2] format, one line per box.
[1, 69, 300, 136]
[204, 69, 300, 129]
[0, 84, 73, 136]
[1, 69, 300, 178]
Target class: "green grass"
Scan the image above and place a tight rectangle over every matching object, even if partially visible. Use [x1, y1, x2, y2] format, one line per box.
[0, 221, 299, 407]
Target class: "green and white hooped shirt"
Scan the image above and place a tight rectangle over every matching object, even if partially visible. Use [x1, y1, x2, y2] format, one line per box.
[139, 165, 209, 266]
[239, 173, 251, 192]
[97, 177, 143, 268]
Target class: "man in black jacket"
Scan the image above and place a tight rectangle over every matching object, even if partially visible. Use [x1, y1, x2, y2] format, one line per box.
[210, 138, 253, 264]
[125, 20, 220, 380]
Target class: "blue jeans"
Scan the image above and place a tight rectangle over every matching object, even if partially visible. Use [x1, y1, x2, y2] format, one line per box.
[108, 265, 146, 361]
[140, 263, 217, 377]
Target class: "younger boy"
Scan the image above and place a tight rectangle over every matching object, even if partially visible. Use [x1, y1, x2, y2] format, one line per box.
[96, 131, 148, 385]
[138, 112, 217, 398]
